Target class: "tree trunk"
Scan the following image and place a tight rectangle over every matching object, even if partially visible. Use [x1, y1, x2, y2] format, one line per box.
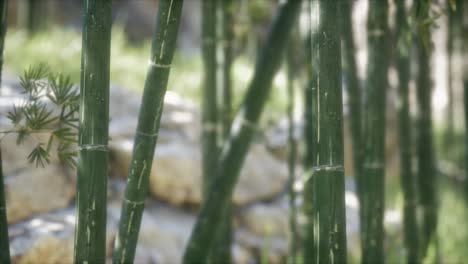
[74, 1, 112, 262]
[361, 0, 389, 262]
[395, 0, 419, 262]
[182, 1, 302, 262]
[113, 1, 184, 263]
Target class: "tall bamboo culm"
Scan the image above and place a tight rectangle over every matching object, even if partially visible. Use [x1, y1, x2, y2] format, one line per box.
[361, 0, 389, 262]
[113, 1, 184, 263]
[208, 0, 234, 261]
[302, 1, 318, 260]
[182, 1, 302, 262]
[462, 0, 468, 200]
[286, 28, 298, 264]
[444, 0, 455, 153]
[414, 0, 437, 257]
[0, 0, 10, 262]
[201, 0, 219, 197]
[303, 0, 347, 262]
[340, 0, 362, 193]
[74, 0, 112, 262]
[395, 0, 419, 262]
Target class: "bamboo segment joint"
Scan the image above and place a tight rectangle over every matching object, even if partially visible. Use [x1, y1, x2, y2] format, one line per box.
[363, 162, 384, 169]
[79, 144, 108, 152]
[136, 131, 159, 137]
[202, 122, 220, 132]
[123, 198, 145, 206]
[232, 117, 257, 132]
[368, 29, 385, 37]
[202, 37, 216, 44]
[312, 165, 344, 172]
[148, 60, 171, 68]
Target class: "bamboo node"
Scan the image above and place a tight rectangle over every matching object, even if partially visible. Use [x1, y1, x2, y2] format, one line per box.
[232, 117, 257, 132]
[202, 122, 220, 132]
[148, 60, 171, 68]
[363, 162, 384, 169]
[312, 165, 344, 172]
[137, 131, 159, 137]
[79, 144, 108, 152]
[123, 198, 145, 206]
[368, 29, 385, 37]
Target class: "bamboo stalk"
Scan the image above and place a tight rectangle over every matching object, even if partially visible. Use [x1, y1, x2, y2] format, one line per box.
[221, 0, 234, 139]
[444, 3, 455, 153]
[207, 0, 235, 262]
[414, 0, 437, 257]
[302, 2, 318, 260]
[0, 0, 9, 262]
[74, 1, 112, 262]
[395, 0, 419, 262]
[201, 0, 219, 198]
[182, 1, 302, 262]
[361, 0, 389, 262]
[112, 1, 184, 263]
[303, 0, 347, 262]
[340, 0, 363, 194]
[462, 0, 468, 201]
[286, 28, 298, 264]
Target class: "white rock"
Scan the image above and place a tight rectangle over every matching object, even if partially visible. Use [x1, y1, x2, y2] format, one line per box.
[5, 165, 75, 223]
[110, 139, 288, 206]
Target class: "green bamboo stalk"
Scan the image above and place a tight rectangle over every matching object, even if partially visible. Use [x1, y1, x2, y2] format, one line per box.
[340, 0, 363, 194]
[19, 0, 45, 34]
[465, 80, 468, 200]
[182, 1, 302, 262]
[201, 0, 219, 197]
[74, 1, 112, 262]
[302, 2, 318, 260]
[414, 0, 437, 258]
[395, 0, 419, 262]
[0, 0, 9, 262]
[286, 28, 298, 264]
[462, 0, 468, 201]
[221, 0, 234, 139]
[207, 0, 234, 262]
[361, 0, 389, 262]
[303, 0, 347, 262]
[112, 1, 184, 263]
[444, 4, 455, 154]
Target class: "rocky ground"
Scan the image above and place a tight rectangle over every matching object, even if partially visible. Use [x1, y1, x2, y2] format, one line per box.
[0, 76, 367, 263]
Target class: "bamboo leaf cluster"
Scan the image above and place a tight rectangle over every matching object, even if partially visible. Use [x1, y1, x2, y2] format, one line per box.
[4, 65, 78, 168]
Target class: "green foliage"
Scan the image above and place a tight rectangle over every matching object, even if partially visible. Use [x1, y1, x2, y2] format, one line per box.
[3, 64, 78, 168]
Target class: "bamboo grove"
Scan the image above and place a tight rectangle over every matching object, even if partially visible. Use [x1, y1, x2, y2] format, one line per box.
[0, 0, 467, 263]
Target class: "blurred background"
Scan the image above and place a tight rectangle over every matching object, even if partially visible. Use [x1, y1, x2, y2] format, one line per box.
[1, 0, 467, 263]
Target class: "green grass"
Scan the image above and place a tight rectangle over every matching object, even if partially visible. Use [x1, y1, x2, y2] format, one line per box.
[4, 26, 289, 121]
